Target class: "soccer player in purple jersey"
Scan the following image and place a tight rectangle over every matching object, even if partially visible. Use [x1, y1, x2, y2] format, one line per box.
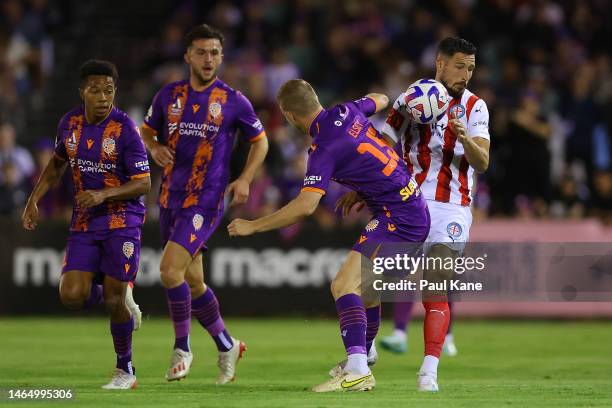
[140, 24, 269, 384]
[22, 60, 151, 389]
[228, 79, 430, 392]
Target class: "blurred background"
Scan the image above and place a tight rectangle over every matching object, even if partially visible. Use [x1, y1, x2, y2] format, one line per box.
[1, 0, 611, 317]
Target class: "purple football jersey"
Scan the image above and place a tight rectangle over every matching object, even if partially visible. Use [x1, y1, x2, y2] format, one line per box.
[54, 106, 150, 231]
[302, 97, 427, 220]
[144, 78, 266, 211]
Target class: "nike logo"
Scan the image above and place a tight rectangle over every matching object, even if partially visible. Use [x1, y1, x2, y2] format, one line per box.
[341, 374, 371, 389]
[341, 329, 347, 337]
[430, 309, 446, 316]
[475, 107, 482, 113]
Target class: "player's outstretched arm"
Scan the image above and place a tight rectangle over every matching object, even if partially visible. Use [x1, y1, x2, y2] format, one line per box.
[140, 125, 174, 167]
[75, 176, 151, 208]
[365, 93, 389, 114]
[228, 190, 322, 236]
[22, 155, 68, 230]
[226, 136, 269, 206]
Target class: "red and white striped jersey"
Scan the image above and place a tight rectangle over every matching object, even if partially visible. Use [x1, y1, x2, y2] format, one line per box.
[382, 88, 490, 206]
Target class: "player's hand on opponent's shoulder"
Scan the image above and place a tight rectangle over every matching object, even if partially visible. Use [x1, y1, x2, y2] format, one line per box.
[335, 191, 365, 217]
[21, 201, 39, 230]
[226, 177, 249, 207]
[76, 189, 107, 208]
[227, 218, 255, 237]
[149, 142, 175, 167]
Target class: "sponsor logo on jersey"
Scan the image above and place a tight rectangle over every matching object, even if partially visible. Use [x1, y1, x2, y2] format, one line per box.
[303, 175, 322, 186]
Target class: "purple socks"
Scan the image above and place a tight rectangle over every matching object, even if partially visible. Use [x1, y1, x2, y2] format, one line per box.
[166, 282, 191, 352]
[192, 287, 233, 352]
[111, 317, 134, 374]
[366, 305, 380, 354]
[336, 294, 367, 356]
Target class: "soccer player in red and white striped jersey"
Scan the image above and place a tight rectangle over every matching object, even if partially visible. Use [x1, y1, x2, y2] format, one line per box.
[381, 37, 490, 391]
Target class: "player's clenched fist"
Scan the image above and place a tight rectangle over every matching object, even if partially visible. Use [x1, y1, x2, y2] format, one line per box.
[76, 190, 107, 208]
[21, 202, 39, 230]
[226, 178, 250, 206]
[449, 111, 468, 143]
[334, 191, 365, 217]
[227, 218, 255, 237]
[150, 142, 175, 167]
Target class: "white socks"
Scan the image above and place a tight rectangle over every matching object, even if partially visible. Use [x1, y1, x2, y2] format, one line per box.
[345, 353, 369, 375]
[420, 355, 439, 374]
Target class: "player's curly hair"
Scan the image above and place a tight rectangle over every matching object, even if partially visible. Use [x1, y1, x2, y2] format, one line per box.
[437, 37, 477, 57]
[79, 59, 118, 84]
[185, 24, 225, 48]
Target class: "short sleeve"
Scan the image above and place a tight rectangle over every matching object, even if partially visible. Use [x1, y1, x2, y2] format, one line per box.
[122, 122, 150, 179]
[351, 96, 377, 117]
[54, 117, 68, 161]
[235, 91, 266, 143]
[381, 93, 411, 143]
[143, 90, 164, 135]
[467, 99, 490, 140]
[301, 146, 335, 195]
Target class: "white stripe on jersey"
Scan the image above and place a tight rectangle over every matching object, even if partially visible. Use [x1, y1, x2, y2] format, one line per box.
[382, 88, 490, 206]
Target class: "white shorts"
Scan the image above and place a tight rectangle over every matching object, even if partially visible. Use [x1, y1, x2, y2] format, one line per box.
[424, 200, 473, 253]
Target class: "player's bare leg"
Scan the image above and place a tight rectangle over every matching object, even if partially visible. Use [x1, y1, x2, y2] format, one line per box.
[418, 244, 454, 392]
[186, 253, 246, 385]
[160, 241, 194, 381]
[59, 270, 95, 310]
[102, 276, 136, 390]
[313, 251, 375, 392]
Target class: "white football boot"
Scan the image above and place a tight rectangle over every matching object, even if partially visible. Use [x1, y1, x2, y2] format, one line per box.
[312, 370, 375, 392]
[417, 371, 439, 392]
[165, 348, 193, 381]
[216, 337, 247, 385]
[328, 343, 378, 378]
[102, 368, 137, 390]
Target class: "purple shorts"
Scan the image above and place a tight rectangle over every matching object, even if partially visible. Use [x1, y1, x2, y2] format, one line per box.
[160, 207, 222, 257]
[62, 227, 141, 282]
[352, 208, 431, 259]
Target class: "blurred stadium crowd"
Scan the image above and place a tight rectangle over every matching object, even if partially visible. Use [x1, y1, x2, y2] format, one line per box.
[1, 0, 611, 229]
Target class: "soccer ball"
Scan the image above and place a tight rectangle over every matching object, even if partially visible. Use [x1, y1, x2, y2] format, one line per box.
[403, 79, 450, 124]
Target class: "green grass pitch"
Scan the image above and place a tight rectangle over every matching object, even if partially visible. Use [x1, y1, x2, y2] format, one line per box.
[0, 317, 611, 407]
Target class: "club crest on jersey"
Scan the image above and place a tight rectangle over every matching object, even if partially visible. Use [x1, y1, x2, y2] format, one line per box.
[102, 138, 115, 155]
[365, 219, 379, 232]
[122, 242, 134, 259]
[449, 104, 465, 119]
[447, 222, 463, 238]
[209, 102, 222, 118]
[192, 213, 204, 231]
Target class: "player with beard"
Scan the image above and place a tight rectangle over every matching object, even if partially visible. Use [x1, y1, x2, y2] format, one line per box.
[140, 24, 269, 384]
[336, 37, 491, 391]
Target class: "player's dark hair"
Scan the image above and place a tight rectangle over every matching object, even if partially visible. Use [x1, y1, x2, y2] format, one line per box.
[185, 24, 225, 48]
[437, 37, 477, 57]
[79, 59, 118, 85]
